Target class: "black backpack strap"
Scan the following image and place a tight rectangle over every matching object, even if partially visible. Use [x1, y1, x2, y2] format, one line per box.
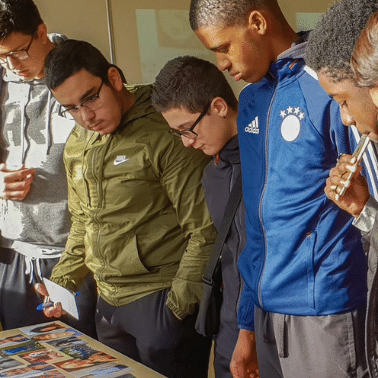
[202, 173, 243, 286]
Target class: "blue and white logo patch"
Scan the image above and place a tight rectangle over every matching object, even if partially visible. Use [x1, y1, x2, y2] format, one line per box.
[280, 106, 304, 142]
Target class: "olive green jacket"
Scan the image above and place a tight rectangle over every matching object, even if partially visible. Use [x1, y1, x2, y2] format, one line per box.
[50, 84, 216, 319]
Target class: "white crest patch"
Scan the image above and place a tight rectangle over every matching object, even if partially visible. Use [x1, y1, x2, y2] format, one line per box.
[280, 106, 304, 142]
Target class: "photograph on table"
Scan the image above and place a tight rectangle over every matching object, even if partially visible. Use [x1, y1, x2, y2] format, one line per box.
[0, 356, 23, 371]
[0, 362, 56, 377]
[0, 340, 45, 356]
[45, 336, 87, 349]
[19, 349, 66, 364]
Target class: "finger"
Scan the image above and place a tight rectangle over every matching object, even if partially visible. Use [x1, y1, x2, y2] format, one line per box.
[327, 174, 345, 188]
[45, 303, 63, 318]
[5, 176, 33, 191]
[34, 283, 49, 297]
[3, 169, 36, 183]
[2, 190, 29, 201]
[337, 154, 354, 165]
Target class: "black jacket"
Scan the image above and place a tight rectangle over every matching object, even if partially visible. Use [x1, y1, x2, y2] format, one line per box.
[202, 135, 246, 359]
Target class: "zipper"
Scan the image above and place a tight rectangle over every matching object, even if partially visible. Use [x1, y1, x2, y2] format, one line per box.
[82, 133, 96, 206]
[257, 85, 278, 309]
[92, 135, 111, 290]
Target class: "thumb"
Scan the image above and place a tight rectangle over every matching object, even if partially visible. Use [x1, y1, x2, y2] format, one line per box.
[34, 283, 49, 297]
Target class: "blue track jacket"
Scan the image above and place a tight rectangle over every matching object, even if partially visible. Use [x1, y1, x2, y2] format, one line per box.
[237, 56, 371, 331]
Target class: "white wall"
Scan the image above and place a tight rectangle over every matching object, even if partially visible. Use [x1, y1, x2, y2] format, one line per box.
[33, 0, 333, 94]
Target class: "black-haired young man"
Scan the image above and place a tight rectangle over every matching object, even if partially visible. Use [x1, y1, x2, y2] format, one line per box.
[306, 2, 378, 377]
[38, 39, 216, 378]
[152, 55, 245, 378]
[0, 0, 97, 337]
[190, 0, 378, 377]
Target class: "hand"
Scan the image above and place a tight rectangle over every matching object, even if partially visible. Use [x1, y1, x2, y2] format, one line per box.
[34, 283, 65, 318]
[324, 154, 370, 217]
[230, 329, 259, 378]
[0, 164, 36, 201]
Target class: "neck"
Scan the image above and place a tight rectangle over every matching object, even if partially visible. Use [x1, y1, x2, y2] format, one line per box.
[271, 25, 298, 61]
[262, 8, 298, 61]
[36, 39, 57, 79]
[121, 88, 136, 116]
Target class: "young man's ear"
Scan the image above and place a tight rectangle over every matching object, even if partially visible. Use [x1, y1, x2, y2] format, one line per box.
[36, 23, 49, 44]
[107, 66, 124, 91]
[212, 97, 228, 118]
[247, 10, 267, 36]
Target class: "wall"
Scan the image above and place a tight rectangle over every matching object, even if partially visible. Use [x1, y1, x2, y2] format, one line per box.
[33, 0, 334, 94]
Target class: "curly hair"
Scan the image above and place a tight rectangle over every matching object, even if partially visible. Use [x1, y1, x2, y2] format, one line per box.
[189, 0, 273, 30]
[151, 56, 238, 114]
[305, 0, 378, 82]
[351, 12, 378, 87]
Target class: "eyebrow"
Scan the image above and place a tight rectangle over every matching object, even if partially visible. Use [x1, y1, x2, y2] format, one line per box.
[0, 40, 29, 55]
[61, 85, 97, 108]
[209, 41, 229, 52]
[176, 121, 194, 130]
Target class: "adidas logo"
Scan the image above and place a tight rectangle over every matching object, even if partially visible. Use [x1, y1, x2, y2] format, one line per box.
[245, 116, 259, 134]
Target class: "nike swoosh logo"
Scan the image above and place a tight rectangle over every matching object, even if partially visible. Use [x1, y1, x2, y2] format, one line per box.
[114, 156, 129, 165]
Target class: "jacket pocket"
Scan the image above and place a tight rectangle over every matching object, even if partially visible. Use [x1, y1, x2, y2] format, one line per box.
[304, 231, 317, 310]
[105, 235, 150, 277]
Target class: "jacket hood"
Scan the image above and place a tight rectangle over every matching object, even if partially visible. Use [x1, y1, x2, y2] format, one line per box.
[121, 84, 157, 124]
[277, 31, 310, 61]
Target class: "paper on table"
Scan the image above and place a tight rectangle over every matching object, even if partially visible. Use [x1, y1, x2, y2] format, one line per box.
[43, 278, 79, 320]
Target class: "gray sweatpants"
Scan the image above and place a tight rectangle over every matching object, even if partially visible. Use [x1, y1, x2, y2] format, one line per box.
[254, 306, 368, 378]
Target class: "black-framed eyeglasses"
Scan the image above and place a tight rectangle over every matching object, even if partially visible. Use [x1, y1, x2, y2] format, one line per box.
[169, 101, 211, 139]
[60, 79, 104, 117]
[0, 34, 35, 65]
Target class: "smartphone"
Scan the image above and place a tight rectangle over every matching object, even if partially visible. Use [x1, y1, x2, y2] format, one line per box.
[339, 134, 370, 196]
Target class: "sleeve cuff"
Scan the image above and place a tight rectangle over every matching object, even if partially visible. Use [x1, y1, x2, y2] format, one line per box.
[353, 196, 378, 232]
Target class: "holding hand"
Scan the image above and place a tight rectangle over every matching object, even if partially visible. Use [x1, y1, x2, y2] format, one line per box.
[0, 164, 36, 201]
[34, 283, 65, 318]
[324, 154, 370, 217]
[230, 329, 259, 378]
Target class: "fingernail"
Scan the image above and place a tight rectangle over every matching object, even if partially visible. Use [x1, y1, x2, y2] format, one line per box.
[340, 180, 350, 188]
[330, 185, 337, 190]
[346, 165, 357, 173]
[335, 194, 340, 201]
[351, 157, 357, 164]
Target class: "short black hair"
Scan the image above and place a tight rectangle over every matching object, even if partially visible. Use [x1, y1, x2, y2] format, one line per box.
[151, 56, 238, 114]
[306, 0, 378, 82]
[189, 0, 275, 30]
[0, 0, 43, 39]
[45, 39, 112, 91]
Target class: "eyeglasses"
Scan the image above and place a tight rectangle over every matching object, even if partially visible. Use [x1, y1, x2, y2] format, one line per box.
[0, 34, 35, 65]
[169, 101, 211, 139]
[60, 79, 104, 117]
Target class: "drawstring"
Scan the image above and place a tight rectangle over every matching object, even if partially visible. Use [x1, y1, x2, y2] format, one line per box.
[277, 314, 287, 358]
[46, 90, 52, 155]
[262, 311, 288, 358]
[25, 256, 42, 284]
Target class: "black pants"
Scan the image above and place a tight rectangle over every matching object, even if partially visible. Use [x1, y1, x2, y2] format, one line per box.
[0, 248, 98, 339]
[214, 351, 233, 378]
[96, 289, 212, 378]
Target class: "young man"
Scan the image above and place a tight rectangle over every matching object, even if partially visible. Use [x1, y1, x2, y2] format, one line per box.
[39, 39, 216, 378]
[0, 0, 97, 337]
[307, 5, 378, 377]
[190, 0, 377, 377]
[151, 55, 245, 378]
